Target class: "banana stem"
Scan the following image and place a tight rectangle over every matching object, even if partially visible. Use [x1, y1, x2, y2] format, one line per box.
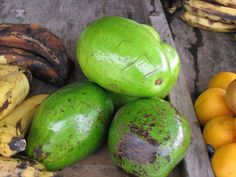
[9, 136, 26, 152]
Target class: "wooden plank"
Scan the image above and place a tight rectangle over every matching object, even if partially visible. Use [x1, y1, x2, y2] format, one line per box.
[161, 8, 236, 98]
[142, 1, 215, 177]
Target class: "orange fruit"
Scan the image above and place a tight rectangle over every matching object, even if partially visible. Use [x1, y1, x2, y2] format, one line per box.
[194, 88, 233, 126]
[203, 116, 236, 149]
[208, 72, 236, 90]
[212, 143, 236, 177]
[225, 79, 236, 114]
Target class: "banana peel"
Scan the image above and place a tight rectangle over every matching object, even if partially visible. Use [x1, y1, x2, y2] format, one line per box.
[213, 0, 236, 8]
[0, 23, 71, 85]
[0, 94, 48, 157]
[181, 11, 236, 32]
[0, 71, 30, 120]
[0, 156, 58, 177]
[184, 0, 236, 24]
[0, 47, 62, 84]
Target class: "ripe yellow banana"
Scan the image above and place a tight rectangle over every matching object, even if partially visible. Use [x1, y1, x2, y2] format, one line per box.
[0, 64, 25, 76]
[213, 0, 236, 8]
[0, 124, 26, 158]
[181, 11, 236, 32]
[184, 0, 236, 24]
[0, 156, 58, 177]
[0, 94, 48, 157]
[0, 71, 30, 120]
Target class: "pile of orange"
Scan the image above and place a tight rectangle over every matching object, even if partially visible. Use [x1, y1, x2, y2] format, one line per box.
[194, 72, 236, 177]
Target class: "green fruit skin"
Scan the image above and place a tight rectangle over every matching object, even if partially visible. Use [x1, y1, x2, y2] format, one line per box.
[106, 90, 138, 110]
[108, 98, 190, 177]
[77, 16, 180, 98]
[26, 82, 113, 170]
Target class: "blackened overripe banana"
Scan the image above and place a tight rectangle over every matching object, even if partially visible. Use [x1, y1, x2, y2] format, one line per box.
[0, 47, 63, 84]
[181, 11, 236, 32]
[0, 23, 70, 83]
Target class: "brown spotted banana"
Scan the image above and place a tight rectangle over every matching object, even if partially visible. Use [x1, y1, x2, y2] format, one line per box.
[0, 94, 48, 157]
[0, 69, 30, 120]
[0, 156, 58, 177]
[213, 0, 236, 8]
[183, 0, 236, 24]
[181, 11, 236, 32]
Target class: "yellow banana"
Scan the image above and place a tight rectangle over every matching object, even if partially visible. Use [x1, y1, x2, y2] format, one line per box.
[0, 124, 26, 157]
[213, 0, 236, 8]
[0, 64, 25, 76]
[0, 156, 58, 177]
[181, 11, 236, 32]
[184, 0, 236, 24]
[0, 71, 30, 120]
[0, 94, 48, 157]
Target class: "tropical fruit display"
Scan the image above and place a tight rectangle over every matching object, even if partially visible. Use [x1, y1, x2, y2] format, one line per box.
[181, 0, 236, 32]
[0, 16, 191, 177]
[194, 71, 236, 177]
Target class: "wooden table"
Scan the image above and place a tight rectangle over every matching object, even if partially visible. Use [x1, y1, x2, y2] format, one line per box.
[2, 0, 235, 176]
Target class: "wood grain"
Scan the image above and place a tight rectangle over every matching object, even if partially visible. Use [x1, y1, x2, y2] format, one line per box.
[161, 1, 236, 98]
[1, 0, 229, 176]
[142, 0, 215, 177]
[0, 0, 182, 177]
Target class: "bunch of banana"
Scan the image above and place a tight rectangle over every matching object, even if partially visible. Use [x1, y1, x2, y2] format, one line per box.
[0, 94, 48, 157]
[0, 47, 61, 84]
[181, 0, 236, 32]
[0, 23, 71, 85]
[0, 156, 58, 177]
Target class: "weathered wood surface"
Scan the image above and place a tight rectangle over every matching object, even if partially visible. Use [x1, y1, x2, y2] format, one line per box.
[161, 1, 236, 100]
[163, 1, 235, 176]
[2, 0, 233, 176]
[143, 1, 216, 177]
[0, 0, 183, 177]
